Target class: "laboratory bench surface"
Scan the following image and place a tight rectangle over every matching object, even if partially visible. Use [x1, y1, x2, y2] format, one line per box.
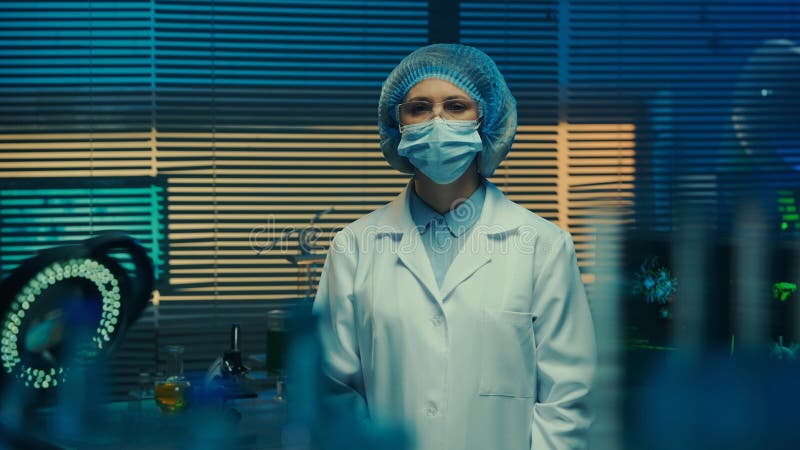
[27, 386, 290, 450]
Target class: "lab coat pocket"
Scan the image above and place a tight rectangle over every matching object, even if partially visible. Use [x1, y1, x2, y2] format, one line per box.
[478, 308, 536, 398]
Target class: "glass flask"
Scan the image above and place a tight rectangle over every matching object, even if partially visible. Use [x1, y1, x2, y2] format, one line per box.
[154, 344, 192, 414]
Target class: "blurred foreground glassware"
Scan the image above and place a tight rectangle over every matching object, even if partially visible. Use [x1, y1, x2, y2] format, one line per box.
[154, 345, 192, 414]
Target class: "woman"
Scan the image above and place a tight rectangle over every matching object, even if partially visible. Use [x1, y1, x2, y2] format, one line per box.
[313, 44, 597, 450]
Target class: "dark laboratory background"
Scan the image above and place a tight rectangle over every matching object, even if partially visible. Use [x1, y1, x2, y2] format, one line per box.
[1, 1, 799, 449]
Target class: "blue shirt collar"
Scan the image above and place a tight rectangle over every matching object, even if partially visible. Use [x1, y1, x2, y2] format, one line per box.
[408, 176, 487, 237]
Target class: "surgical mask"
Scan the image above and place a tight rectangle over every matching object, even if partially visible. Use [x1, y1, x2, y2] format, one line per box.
[397, 117, 483, 185]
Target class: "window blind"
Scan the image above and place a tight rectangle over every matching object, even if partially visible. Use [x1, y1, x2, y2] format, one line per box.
[153, 0, 428, 301]
[0, 1, 164, 280]
[0, 178, 166, 282]
[461, 1, 636, 283]
[0, 0, 429, 303]
[0, 1, 155, 176]
[568, 0, 800, 237]
[1, 0, 429, 397]
[460, 0, 800, 285]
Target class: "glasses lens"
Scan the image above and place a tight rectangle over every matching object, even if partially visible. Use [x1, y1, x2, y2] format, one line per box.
[441, 99, 480, 120]
[398, 101, 433, 125]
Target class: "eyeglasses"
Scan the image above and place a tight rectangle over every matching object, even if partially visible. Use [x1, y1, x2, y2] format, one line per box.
[396, 99, 482, 125]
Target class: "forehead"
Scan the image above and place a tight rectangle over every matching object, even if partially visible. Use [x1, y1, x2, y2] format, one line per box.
[403, 78, 471, 101]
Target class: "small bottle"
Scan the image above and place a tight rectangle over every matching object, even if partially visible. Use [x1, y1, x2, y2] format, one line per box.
[154, 345, 192, 414]
[266, 309, 292, 401]
[266, 310, 291, 377]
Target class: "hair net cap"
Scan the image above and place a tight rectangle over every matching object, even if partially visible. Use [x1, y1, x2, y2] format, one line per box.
[378, 43, 517, 178]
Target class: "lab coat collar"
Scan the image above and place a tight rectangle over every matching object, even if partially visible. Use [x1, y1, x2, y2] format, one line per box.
[408, 176, 486, 238]
[376, 176, 530, 303]
[378, 176, 529, 238]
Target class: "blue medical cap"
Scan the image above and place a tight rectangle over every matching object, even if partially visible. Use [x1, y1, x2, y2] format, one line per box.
[378, 43, 517, 177]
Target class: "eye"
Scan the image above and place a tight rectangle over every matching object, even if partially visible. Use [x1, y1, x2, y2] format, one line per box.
[405, 101, 432, 116]
[444, 100, 466, 112]
[444, 99, 476, 115]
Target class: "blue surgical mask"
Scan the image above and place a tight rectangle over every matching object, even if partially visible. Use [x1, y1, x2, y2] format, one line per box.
[397, 117, 483, 185]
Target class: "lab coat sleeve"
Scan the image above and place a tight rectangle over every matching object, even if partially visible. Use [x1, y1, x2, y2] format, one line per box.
[311, 230, 370, 421]
[530, 230, 597, 450]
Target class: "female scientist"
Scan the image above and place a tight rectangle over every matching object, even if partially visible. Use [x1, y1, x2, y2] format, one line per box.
[312, 43, 597, 450]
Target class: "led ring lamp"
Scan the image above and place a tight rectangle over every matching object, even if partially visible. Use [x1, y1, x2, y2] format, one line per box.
[0, 231, 153, 392]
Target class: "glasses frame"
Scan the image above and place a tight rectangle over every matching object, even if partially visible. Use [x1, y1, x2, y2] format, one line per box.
[395, 99, 483, 126]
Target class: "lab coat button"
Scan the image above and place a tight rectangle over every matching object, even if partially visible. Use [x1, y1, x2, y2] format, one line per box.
[424, 402, 438, 417]
[430, 314, 443, 326]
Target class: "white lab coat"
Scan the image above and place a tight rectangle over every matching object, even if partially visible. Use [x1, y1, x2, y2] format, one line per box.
[312, 177, 597, 450]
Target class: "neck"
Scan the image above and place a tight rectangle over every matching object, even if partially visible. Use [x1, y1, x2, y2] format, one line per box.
[413, 162, 481, 215]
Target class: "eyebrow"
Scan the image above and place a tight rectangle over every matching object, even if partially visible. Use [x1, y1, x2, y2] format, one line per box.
[405, 95, 470, 102]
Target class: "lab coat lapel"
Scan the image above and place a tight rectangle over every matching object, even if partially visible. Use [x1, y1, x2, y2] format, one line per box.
[380, 179, 442, 303]
[439, 179, 525, 302]
[397, 226, 441, 303]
